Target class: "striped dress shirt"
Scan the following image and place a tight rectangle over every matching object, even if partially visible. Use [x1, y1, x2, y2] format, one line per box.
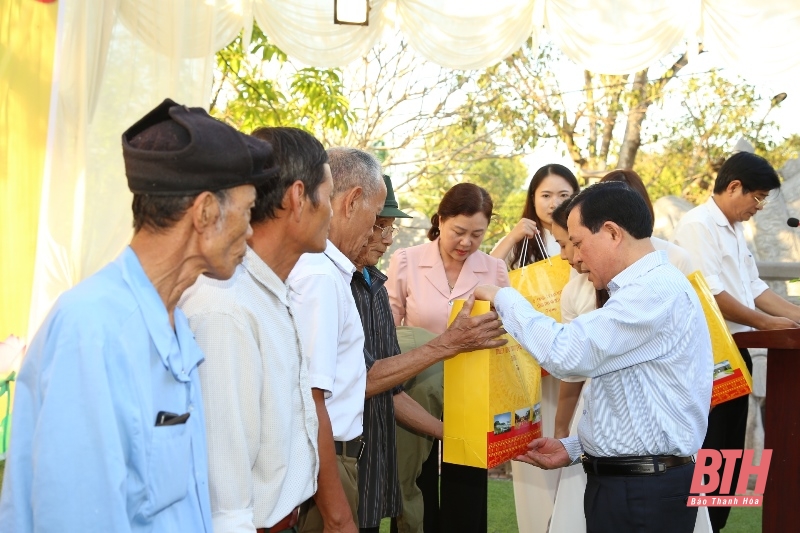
[350, 266, 403, 528]
[494, 251, 713, 461]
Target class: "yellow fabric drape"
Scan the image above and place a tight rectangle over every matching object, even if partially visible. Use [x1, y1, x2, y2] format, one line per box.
[0, 0, 58, 341]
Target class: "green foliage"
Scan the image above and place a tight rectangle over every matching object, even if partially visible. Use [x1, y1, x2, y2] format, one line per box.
[404, 119, 529, 250]
[636, 70, 779, 204]
[211, 24, 354, 137]
[763, 134, 800, 173]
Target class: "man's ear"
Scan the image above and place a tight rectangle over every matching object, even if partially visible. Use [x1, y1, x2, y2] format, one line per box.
[284, 180, 306, 222]
[343, 186, 364, 219]
[192, 191, 221, 232]
[603, 221, 623, 243]
[726, 180, 742, 195]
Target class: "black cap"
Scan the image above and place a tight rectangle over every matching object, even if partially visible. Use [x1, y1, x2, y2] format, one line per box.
[122, 98, 278, 196]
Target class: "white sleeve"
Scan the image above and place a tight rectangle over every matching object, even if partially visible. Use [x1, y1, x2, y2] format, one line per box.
[289, 273, 339, 396]
[673, 221, 726, 295]
[494, 285, 682, 378]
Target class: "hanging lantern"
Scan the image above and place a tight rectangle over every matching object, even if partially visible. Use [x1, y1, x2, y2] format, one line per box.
[334, 0, 369, 26]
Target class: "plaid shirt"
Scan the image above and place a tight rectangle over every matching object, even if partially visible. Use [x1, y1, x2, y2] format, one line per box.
[351, 266, 403, 528]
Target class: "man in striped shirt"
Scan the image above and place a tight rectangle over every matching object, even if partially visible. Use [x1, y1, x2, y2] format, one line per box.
[476, 182, 713, 533]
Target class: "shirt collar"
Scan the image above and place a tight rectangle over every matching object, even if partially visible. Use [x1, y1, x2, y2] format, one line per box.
[324, 239, 356, 277]
[117, 246, 202, 381]
[355, 265, 387, 293]
[607, 250, 668, 294]
[705, 196, 734, 230]
[242, 246, 290, 306]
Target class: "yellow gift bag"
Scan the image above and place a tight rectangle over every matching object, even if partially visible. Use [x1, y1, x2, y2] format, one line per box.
[443, 299, 542, 469]
[507, 240, 572, 376]
[507, 255, 572, 323]
[687, 271, 753, 406]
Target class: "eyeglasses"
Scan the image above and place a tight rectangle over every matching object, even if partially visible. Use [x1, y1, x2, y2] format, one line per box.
[374, 224, 400, 238]
[753, 194, 770, 208]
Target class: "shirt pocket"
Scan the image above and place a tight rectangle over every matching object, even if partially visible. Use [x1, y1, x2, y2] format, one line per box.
[143, 423, 192, 518]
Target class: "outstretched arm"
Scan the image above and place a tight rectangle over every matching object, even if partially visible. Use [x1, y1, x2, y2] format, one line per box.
[365, 295, 506, 397]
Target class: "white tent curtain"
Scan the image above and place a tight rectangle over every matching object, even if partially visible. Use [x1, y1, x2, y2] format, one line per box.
[28, 0, 231, 334]
[396, 0, 537, 70]
[544, 0, 698, 74]
[703, 0, 800, 86]
[253, 0, 390, 68]
[28, 0, 800, 339]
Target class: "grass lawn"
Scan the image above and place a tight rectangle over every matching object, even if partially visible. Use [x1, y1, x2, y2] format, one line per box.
[724, 506, 762, 533]
[380, 479, 518, 533]
[0, 461, 761, 532]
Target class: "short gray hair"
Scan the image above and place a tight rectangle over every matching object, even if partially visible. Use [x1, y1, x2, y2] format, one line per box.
[327, 147, 383, 200]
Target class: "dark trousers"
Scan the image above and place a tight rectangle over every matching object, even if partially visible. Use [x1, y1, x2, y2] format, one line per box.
[419, 441, 440, 532]
[584, 462, 698, 533]
[703, 347, 752, 532]
[360, 528, 380, 533]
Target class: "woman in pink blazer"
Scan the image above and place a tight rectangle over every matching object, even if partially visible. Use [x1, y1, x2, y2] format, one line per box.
[386, 183, 509, 533]
[387, 183, 510, 333]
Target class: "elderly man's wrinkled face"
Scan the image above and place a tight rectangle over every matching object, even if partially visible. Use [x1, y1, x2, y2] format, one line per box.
[203, 184, 256, 280]
[341, 183, 387, 262]
[355, 216, 396, 268]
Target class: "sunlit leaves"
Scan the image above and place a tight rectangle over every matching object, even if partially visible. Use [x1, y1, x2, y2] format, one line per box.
[211, 24, 353, 137]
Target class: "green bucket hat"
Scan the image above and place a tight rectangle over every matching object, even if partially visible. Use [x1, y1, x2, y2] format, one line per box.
[380, 175, 412, 218]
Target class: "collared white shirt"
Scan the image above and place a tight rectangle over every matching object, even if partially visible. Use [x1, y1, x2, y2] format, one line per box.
[180, 248, 319, 532]
[495, 251, 713, 461]
[672, 197, 769, 334]
[288, 240, 367, 441]
[651, 236, 695, 275]
[560, 272, 596, 325]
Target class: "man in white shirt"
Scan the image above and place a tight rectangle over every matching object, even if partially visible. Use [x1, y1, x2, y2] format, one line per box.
[180, 127, 332, 533]
[476, 182, 713, 533]
[288, 148, 387, 533]
[673, 151, 800, 532]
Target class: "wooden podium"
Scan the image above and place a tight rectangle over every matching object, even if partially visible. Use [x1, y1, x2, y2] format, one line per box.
[733, 329, 800, 533]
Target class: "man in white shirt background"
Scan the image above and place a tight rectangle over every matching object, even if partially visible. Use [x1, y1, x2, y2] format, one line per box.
[476, 182, 713, 533]
[288, 148, 387, 533]
[673, 151, 800, 533]
[180, 127, 332, 533]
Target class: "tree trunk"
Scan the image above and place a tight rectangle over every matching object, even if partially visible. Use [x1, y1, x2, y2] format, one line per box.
[616, 48, 695, 169]
[617, 69, 649, 169]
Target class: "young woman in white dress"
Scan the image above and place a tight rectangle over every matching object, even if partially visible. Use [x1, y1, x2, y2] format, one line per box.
[548, 170, 712, 533]
[490, 165, 579, 533]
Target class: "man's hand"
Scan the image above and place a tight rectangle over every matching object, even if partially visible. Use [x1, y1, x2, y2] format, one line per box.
[514, 437, 571, 470]
[757, 314, 800, 330]
[436, 294, 507, 355]
[474, 284, 502, 304]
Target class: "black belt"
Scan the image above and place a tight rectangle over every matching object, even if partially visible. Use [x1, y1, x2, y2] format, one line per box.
[581, 454, 694, 476]
[334, 437, 365, 460]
